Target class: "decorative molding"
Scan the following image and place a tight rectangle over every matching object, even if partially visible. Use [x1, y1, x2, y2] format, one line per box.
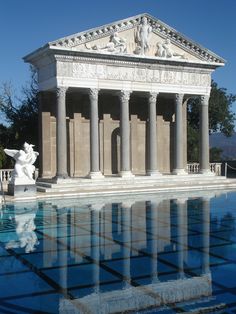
[59, 62, 211, 87]
[48, 13, 225, 64]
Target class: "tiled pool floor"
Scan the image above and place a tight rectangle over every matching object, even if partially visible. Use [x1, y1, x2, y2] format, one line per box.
[0, 192, 236, 313]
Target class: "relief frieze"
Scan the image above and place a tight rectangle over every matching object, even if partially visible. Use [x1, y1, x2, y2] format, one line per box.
[61, 62, 211, 87]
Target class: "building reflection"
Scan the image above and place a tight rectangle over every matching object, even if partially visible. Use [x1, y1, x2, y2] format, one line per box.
[39, 195, 213, 313]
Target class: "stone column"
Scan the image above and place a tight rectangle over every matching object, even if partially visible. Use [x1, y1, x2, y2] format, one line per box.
[119, 90, 134, 178]
[38, 92, 43, 178]
[147, 92, 161, 176]
[173, 94, 187, 175]
[88, 89, 103, 179]
[199, 95, 212, 175]
[55, 87, 68, 179]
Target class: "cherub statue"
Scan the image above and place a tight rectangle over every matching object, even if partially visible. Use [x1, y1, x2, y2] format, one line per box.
[4, 142, 39, 183]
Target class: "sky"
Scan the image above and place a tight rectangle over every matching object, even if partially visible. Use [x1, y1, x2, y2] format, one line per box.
[0, 0, 235, 108]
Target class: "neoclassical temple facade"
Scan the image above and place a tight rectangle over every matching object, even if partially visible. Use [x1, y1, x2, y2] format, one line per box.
[24, 13, 225, 180]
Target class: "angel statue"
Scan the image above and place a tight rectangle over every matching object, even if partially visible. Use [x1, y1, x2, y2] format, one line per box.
[4, 142, 39, 183]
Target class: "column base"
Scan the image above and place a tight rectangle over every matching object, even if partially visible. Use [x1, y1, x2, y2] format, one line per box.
[146, 170, 162, 177]
[52, 174, 69, 183]
[199, 169, 215, 176]
[119, 171, 135, 178]
[87, 171, 104, 179]
[172, 168, 188, 176]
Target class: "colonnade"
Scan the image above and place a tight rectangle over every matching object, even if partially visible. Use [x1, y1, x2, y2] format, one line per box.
[54, 86, 211, 179]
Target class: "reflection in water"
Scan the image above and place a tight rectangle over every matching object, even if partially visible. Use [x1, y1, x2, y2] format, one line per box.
[47, 197, 212, 313]
[1, 192, 234, 313]
[4, 203, 39, 253]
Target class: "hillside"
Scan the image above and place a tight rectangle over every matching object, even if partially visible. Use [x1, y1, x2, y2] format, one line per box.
[210, 133, 236, 160]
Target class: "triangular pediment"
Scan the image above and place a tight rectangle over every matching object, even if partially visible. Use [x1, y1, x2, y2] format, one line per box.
[49, 13, 225, 64]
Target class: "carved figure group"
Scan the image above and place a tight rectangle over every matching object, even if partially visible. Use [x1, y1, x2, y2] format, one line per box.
[4, 142, 39, 182]
[83, 17, 188, 60]
[85, 32, 127, 54]
[156, 38, 186, 59]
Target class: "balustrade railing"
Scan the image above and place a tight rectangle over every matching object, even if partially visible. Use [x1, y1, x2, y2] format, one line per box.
[0, 169, 39, 183]
[187, 163, 222, 176]
[0, 165, 222, 182]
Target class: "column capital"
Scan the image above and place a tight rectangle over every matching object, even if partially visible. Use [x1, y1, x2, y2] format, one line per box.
[175, 93, 184, 104]
[119, 90, 131, 102]
[88, 88, 99, 101]
[56, 86, 67, 98]
[148, 92, 159, 103]
[200, 95, 210, 106]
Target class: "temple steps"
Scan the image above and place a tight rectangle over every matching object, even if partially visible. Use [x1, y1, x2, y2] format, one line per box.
[36, 175, 236, 196]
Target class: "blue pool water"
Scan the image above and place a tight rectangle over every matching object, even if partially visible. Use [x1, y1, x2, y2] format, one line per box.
[0, 191, 236, 313]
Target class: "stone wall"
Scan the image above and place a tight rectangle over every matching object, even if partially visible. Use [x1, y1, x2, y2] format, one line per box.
[40, 91, 181, 178]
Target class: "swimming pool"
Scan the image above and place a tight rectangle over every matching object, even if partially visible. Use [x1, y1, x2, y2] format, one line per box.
[0, 190, 236, 313]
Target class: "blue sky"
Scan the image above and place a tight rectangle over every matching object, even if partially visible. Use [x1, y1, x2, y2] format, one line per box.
[0, 0, 235, 103]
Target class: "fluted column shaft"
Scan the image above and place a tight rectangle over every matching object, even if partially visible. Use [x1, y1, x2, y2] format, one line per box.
[147, 92, 160, 176]
[88, 89, 103, 178]
[200, 95, 211, 174]
[119, 90, 133, 177]
[173, 94, 186, 175]
[56, 87, 68, 179]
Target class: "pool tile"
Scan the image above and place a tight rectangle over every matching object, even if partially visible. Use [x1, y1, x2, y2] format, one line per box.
[0, 271, 53, 298]
[42, 263, 119, 289]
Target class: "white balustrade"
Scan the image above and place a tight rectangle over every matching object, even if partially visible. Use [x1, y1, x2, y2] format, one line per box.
[0, 169, 39, 183]
[187, 163, 222, 175]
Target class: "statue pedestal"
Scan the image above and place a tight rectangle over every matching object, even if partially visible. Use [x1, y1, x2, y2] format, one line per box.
[8, 178, 36, 197]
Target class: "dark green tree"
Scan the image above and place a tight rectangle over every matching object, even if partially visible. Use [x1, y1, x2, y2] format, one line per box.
[187, 80, 236, 162]
[0, 67, 39, 150]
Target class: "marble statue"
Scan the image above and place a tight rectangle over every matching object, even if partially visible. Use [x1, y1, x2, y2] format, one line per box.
[85, 32, 127, 53]
[4, 142, 39, 183]
[134, 17, 152, 55]
[156, 38, 186, 59]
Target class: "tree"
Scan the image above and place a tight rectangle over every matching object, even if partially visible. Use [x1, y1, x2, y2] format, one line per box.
[0, 66, 39, 168]
[187, 80, 236, 162]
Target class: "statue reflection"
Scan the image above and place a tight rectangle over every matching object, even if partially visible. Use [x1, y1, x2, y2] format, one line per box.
[44, 196, 213, 313]
[5, 202, 39, 253]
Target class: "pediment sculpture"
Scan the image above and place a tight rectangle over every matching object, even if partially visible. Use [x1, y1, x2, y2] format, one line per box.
[156, 38, 186, 60]
[134, 16, 152, 55]
[85, 32, 127, 54]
